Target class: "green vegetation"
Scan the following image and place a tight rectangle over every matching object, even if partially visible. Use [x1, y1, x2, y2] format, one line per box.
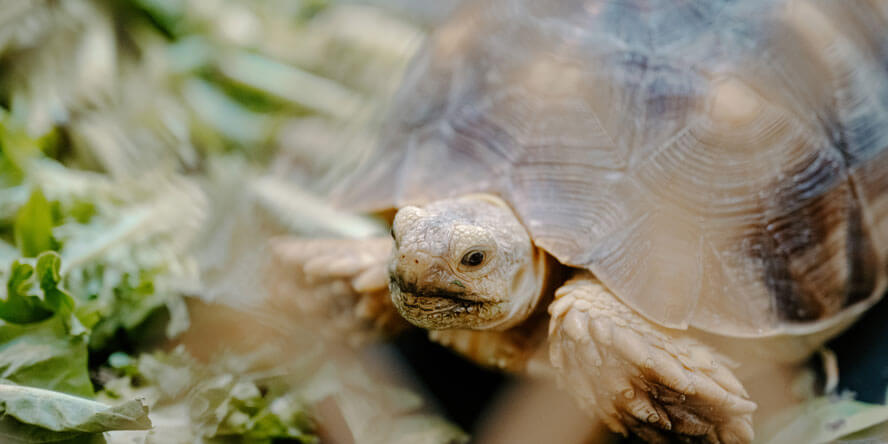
[0, 1, 464, 443]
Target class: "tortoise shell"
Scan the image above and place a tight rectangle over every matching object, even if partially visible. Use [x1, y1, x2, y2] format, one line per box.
[337, 0, 888, 337]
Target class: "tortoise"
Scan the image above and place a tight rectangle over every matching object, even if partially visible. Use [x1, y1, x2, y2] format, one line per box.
[274, 0, 888, 442]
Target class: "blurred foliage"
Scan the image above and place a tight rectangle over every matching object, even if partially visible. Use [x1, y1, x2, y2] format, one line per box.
[0, 0, 423, 191]
[0, 1, 468, 443]
[98, 347, 319, 443]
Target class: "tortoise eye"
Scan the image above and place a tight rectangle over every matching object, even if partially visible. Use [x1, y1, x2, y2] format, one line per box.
[460, 250, 485, 267]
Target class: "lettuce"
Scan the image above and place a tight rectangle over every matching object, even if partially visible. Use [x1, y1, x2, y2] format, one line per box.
[0, 3, 475, 444]
[190, 376, 317, 443]
[98, 348, 319, 444]
[0, 383, 150, 443]
[0, 384, 150, 432]
[0, 315, 91, 398]
[0, 253, 152, 443]
[13, 189, 57, 258]
[760, 394, 888, 444]
[1, 253, 75, 324]
[0, 252, 92, 398]
[2, 257, 57, 324]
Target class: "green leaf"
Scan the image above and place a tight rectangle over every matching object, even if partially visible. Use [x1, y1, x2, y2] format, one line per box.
[1, 261, 52, 324]
[14, 188, 56, 257]
[761, 396, 888, 444]
[84, 270, 174, 351]
[242, 393, 318, 442]
[191, 377, 316, 442]
[97, 348, 319, 443]
[0, 252, 75, 325]
[68, 202, 96, 225]
[0, 383, 150, 433]
[0, 415, 108, 443]
[838, 420, 888, 442]
[0, 252, 91, 398]
[0, 115, 41, 187]
[121, 0, 187, 38]
[35, 253, 74, 316]
[0, 315, 93, 398]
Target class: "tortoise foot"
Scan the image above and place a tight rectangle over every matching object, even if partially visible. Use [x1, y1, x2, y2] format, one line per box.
[548, 273, 756, 443]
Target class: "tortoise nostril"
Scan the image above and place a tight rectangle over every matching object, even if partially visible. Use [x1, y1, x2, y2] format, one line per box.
[393, 252, 448, 291]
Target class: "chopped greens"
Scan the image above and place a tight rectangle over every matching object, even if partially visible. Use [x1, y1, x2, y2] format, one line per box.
[96, 348, 319, 443]
[0, 3, 463, 442]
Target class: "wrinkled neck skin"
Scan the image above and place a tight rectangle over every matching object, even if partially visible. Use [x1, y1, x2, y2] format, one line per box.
[388, 194, 548, 331]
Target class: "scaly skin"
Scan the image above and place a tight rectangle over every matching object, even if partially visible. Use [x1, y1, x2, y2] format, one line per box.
[548, 272, 756, 443]
[389, 195, 547, 330]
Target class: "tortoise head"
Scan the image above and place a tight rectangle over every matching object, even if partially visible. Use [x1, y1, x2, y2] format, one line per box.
[388, 194, 547, 330]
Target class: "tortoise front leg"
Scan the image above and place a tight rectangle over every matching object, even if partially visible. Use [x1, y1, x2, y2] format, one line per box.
[547, 272, 755, 443]
[271, 237, 408, 342]
[428, 317, 550, 373]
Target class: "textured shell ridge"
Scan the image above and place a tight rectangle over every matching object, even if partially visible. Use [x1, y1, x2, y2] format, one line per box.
[334, 0, 888, 337]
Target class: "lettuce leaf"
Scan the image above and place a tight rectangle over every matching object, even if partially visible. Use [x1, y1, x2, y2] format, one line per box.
[0, 313, 92, 398]
[0, 252, 92, 397]
[2, 259, 54, 324]
[0, 384, 150, 432]
[0, 383, 150, 443]
[0, 252, 76, 325]
[0, 418, 107, 443]
[74, 266, 172, 351]
[13, 189, 57, 258]
[760, 394, 888, 444]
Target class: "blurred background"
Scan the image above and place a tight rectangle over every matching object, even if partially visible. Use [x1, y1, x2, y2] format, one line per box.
[0, 1, 886, 443]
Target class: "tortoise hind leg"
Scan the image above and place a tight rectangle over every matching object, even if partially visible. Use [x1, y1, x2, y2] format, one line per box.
[270, 237, 408, 343]
[547, 272, 756, 443]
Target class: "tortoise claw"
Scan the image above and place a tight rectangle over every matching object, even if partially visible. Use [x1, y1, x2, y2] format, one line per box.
[548, 273, 756, 444]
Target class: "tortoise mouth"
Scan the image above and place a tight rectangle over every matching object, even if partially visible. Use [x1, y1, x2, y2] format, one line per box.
[397, 290, 485, 313]
[389, 275, 501, 328]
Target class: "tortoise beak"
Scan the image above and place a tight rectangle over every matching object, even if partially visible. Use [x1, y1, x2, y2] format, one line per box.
[389, 251, 480, 299]
[390, 250, 450, 288]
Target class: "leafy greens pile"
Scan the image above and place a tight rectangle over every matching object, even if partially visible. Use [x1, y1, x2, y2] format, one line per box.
[0, 117, 196, 441]
[0, 0, 467, 443]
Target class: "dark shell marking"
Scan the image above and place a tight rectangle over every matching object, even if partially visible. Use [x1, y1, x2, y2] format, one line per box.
[753, 157, 880, 322]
